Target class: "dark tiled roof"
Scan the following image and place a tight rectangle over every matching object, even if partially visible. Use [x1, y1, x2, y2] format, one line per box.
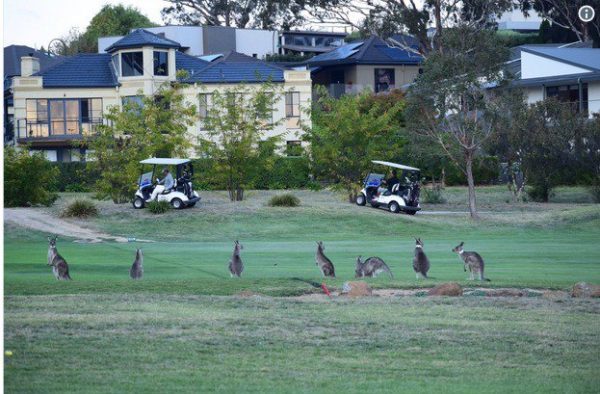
[106, 29, 181, 52]
[34, 54, 118, 88]
[306, 36, 422, 67]
[4, 45, 63, 91]
[183, 51, 284, 83]
[175, 51, 210, 76]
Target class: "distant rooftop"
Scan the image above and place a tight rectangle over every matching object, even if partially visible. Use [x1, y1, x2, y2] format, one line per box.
[105, 29, 181, 53]
[283, 30, 347, 37]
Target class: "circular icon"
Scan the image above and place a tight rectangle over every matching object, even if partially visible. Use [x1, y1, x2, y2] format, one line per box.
[579, 5, 595, 23]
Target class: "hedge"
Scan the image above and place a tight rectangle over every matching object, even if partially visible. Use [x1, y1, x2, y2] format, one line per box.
[52, 162, 100, 192]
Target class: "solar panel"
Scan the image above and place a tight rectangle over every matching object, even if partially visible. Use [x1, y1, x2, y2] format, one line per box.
[310, 41, 364, 62]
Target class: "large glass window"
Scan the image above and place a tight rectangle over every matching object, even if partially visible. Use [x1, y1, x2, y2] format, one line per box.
[111, 54, 120, 76]
[121, 52, 144, 77]
[546, 84, 588, 114]
[153, 51, 169, 76]
[374, 68, 395, 93]
[24, 98, 103, 137]
[285, 92, 300, 118]
[50, 101, 66, 134]
[26, 99, 49, 137]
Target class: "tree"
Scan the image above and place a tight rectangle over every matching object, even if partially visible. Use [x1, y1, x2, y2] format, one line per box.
[575, 116, 600, 202]
[304, 88, 407, 202]
[4, 147, 59, 207]
[528, 0, 600, 45]
[58, 4, 156, 54]
[196, 83, 283, 201]
[85, 82, 196, 203]
[406, 26, 510, 218]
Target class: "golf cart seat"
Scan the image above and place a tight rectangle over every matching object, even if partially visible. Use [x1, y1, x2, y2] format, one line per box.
[391, 183, 400, 194]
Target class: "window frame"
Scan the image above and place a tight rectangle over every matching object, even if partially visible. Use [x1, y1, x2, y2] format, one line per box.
[374, 68, 396, 93]
[25, 98, 103, 136]
[153, 50, 169, 76]
[285, 91, 300, 118]
[121, 51, 144, 77]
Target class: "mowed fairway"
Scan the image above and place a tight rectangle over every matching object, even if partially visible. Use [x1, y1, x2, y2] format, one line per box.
[4, 187, 600, 393]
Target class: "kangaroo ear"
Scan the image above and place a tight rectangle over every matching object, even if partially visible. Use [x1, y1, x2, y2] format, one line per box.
[460, 242, 464, 246]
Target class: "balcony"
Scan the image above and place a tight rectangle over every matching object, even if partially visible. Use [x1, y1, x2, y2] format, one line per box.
[16, 118, 104, 147]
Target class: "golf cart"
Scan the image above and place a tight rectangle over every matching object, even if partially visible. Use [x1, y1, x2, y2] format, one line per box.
[133, 158, 200, 209]
[356, 160, 421, 215]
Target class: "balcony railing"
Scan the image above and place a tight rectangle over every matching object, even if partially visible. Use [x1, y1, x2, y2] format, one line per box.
[16, 118, 104, 141]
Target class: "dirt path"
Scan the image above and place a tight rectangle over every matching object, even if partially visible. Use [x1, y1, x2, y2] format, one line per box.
[4, 208, 129, 243]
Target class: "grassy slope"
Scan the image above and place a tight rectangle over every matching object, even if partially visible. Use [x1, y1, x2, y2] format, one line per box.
[4, 187, 600, 392]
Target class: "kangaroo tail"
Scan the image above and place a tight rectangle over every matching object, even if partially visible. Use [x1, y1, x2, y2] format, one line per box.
[385, 264, 394, 279]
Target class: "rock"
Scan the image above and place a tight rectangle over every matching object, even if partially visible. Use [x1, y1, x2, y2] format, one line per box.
[486, 289, 525, 297]
[341, 281, 372, 297]
[571, 282, 600, 298]
[428, 282, 463, 296]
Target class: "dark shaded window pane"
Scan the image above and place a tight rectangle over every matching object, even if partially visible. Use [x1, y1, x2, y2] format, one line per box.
[285, 92, 300, 117]
[546, 83, 588, 113]
[122, 52, 144, 77]
[374, 68, 395, 93]
[286, 140, 303, 156]
[153, 51, 169, 76]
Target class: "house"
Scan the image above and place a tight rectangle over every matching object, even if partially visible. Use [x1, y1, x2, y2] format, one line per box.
[4, 45, 62, 143]
[98, 25, 279, 58]
[11, 29, 311, 162]
[510, 45, 600, 116]
[304, 36, 422, 98]
[279, 30, 346, 56]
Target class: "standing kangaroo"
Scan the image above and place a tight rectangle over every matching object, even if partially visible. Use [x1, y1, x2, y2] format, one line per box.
[355, 256, 393, 278]
[47, 236, 71, 280]
[452, 242, 490, 281]
[315, 241, 336, 277]
[228, 240, 244, 277]
[413, 238, 430, 279]
[130, 249, 144, 280]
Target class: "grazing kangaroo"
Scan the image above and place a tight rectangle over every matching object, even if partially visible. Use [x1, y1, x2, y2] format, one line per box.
[129, 249, 144, 280]
[355, 256, 393, 278]
[413, 238, 430, 279]
[452, 242, 490, 281]
[315, 241, 336, 277]
[47, 236, 72, 280]
[228, 240, 244, 277]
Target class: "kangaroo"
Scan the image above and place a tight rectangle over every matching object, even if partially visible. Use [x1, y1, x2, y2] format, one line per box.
[129, 249, 144, 279]
[413, 238, 430, 279]
[355, 256, 393, 278]
[47, 236, 71, 280]
[315, 241, 335, 277]
[228, 240, 244, 277]
[452, 242, 490, 281]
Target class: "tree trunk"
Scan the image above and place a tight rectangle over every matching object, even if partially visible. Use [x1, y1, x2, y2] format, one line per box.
[465, 157, 478, 219]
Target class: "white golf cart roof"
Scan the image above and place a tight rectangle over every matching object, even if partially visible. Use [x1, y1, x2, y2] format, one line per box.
[139, 158, 191, 165]
[372, 160, 420, 172]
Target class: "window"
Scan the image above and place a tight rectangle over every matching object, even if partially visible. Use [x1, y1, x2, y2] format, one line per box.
[286, 140, 303, 157]
[285, 92, 300, 118]
[374, 68, 395, 93]
[153, 51, 168, 76]
[24, 98, 102, 137]
[198, 93, 213, 119]
[26, 99, 49, 137]
[121, 52, 144, 77]
[546, 84, 588, 114]
[111, 54, 120, 76]
[122, 95, 144, 110]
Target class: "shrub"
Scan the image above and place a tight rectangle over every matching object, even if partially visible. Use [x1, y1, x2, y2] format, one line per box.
[421, 184, 447, 204]
[588, 182, 600, 203]
[147, 200, 171, 214]
[61, 199, 99, 218]
[53, 162, 99, 192]
[268, 193, 300, 207]
[4, 147, 59, 207]
[527, 183, 555, 202]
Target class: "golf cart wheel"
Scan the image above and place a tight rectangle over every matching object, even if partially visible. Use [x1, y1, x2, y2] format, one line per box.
[171, 198, 184, 209]
[356, 194, 366, 206]
[133, 197, 145, 209]
[389, 201, 400, 213]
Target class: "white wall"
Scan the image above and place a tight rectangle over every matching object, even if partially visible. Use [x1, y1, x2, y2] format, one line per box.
[235, 29, 278, 59]
[588, 82, 600, 115]
[145, 26, 204, 56]
[521, 52, 590, 79]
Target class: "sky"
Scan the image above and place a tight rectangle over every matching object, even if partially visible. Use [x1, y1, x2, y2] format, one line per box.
[3, 0, 166, 48]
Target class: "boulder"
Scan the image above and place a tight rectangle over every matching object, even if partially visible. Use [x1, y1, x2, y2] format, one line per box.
[341, 281, 372, 297]
[428, 282, 463, 296]
[571, 282, 600, 298]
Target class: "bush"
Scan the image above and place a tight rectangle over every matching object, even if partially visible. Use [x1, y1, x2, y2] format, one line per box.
[527, 183, 555, 202]
[61, 199, 99, 218]
[147, 200, 171, 214]
[589, 181, 600, 203]
[4, 147, 59, 207]
[53, 162, 99, 192]
[421, 184, 447, 204]
[268, 193, 300, 207]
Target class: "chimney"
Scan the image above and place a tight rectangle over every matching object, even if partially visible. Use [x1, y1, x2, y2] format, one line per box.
[21, 55, 40, 77]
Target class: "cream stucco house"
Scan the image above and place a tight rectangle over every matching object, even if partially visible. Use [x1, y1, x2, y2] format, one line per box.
[10, 29, 311, 161]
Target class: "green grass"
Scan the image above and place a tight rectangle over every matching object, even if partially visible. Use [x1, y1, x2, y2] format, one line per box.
[4, 187, 600, 392]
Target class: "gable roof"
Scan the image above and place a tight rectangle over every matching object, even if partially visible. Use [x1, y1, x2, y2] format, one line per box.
[306, 36, 422, 67]
[175, 51, 210, 76]
[106, 29, 181, 53]
[34, 54, 118, 88]
[182, 51, 285, 84]
[520, 46, 600, 72]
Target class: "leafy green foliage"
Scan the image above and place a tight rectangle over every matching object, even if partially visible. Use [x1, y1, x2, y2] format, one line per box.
[147, 200, 171, 214]
[53, 162, 99, 192]
[305, 88, 407, 202]
[267, 193, 300, 207]
[85, 83, 196, 203]
[61, 199, 99, 218]
[4, 147, 59, 207]
[197, 83, 283, 201]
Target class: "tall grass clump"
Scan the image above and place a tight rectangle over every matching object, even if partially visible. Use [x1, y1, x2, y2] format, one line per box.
[268, 193, 300, 207]
[421, 184, 447, 204]
[147, 200, 171, 214]
[61, 199, 99, 218]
